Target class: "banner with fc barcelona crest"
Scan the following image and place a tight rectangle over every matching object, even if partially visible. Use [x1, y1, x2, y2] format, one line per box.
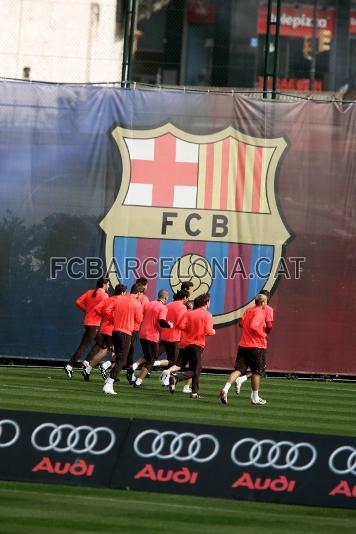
[0, 80, 355, 375]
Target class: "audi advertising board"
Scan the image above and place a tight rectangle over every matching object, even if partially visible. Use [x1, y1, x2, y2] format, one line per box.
[1, 410, 356, 508]
[110, 419, 356, 508]
[0, 410, 130, 487]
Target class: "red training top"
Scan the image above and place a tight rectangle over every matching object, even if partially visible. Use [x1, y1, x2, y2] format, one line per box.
[178, 307, 214, 349]
[161, 300, 187, 342]
[239, 304, 274, 331]
[75, 288, 108, 326]
[239, 306, 267, 348]
[109, 295, 143, 335]
[140, 300, 168, 343]
[95, 295, 122, 336]
[134, 293, 149, 331]
[138, 293, 149, 306]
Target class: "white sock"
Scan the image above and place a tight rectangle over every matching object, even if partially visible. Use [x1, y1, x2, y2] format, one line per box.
[153, 360, 161, 367]
[83, 360, 89, 367]
[66, 364, 73, 371]
[131, 374, 137, 382]
[132, 363, 139, 370]
[223, 383, 232, 393]
[102, 361, 111, 371]
[136, 378, 142, 386]
[251, 390, 259, 402]
[237, 375, 248, 384]
[106, 378, 114, 386]
[86, 365, 92, 374]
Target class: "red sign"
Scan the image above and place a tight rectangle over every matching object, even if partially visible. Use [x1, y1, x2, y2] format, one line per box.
[187, 0, 216, 25]
[350, 11, 356, 34]
[258, 3, 335, 38]
[258, 76, 323, 92]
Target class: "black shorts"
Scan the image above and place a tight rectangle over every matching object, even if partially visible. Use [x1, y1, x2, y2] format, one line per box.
[161, 340, 179, 366]
[140, 338, 159, 370]
[95, 333, 113, 350]
[176, 347, 190, 370]
[234, 346, 266, 375]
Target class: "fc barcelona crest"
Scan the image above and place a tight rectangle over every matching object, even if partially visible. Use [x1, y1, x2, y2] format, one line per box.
[101, 123, 290, 326]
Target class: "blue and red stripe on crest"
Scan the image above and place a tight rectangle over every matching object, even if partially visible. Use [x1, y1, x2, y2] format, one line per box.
[113, 237, 274, 316]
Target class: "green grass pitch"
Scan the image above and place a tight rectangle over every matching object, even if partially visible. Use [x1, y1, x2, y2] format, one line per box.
[1, 366, 356, 533]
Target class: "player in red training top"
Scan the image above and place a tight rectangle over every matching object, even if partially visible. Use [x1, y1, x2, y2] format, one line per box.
[169, 293, 215, 399]
[180, 281, 194, 308]
[132, 289, 172, 388]
[159, 289, 190, 389]
[234, 289, 274, 394]
[64, 277, 110, 378]
[81, 283, 127, 381]
[220, 293, 268, 406]
[102, 284, 143, 395]
[126, 278, 149, 385]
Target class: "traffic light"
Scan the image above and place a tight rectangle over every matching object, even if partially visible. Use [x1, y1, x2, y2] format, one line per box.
[303, 37, 312, 60]
[318, 29, 332, 52]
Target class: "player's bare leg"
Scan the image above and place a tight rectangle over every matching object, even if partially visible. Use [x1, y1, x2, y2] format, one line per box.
[220, 370, 242, 404]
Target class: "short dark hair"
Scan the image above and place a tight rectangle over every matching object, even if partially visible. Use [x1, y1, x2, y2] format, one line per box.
[193, 293, 210, 309]
[181, 281, 194, 290]
[136, 283, 145, 293]
[130, 283, 141, 295]
[136, 277, 148, 286]
[173, 289, 190, 301]
[114, 283, 127, 295]
[259, 289, 271, 302]
[92, 277, 110, 297]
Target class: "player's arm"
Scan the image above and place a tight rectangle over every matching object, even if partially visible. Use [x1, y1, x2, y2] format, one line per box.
[205, 313, 215, 336]
[264, 306, 274, 333]
[176, 314, 188, 332]
[101, 300, 115, 320]
[106, 300, 117, 324]
[75, 292, 88, 312]
[135, 303, 143, 327]
[159, 319, 172, 328]
[94, 300, 105, 316]
[158, 307, 171, 328]
[265, 321, 273, 334]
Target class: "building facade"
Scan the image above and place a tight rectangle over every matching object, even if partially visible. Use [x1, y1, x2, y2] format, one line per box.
[0, 0, 124, 83]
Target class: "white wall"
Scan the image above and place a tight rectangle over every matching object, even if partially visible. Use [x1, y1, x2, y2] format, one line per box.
[0, 0, 124, 83]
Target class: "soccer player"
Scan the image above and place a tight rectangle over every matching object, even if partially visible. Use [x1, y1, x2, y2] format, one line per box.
[136, 277, 149, 305]
[169, 293, 215, 399]
[159, 289, 192, 392]
[234, 289, 274, 394]
[133, 289, 172, 388]
[125, 282, 150, 384]
[81, 283, 127, 381]
[64, 277, 110, 378]
[102, 284, 143, 395]
[181, 281, 194, 309]
[220, 293, 268, 405]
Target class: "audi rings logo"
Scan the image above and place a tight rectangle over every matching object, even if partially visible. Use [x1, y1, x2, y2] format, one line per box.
[133, 429, 220, 463]
[0, 419, 20, 448]
[231, 438, 317, 471]
[31, 423, 116, 455]
[329, 446, 356, 475]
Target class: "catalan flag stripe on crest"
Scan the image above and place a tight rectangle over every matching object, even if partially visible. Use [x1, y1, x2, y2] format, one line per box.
[197, 139, 273, 213]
